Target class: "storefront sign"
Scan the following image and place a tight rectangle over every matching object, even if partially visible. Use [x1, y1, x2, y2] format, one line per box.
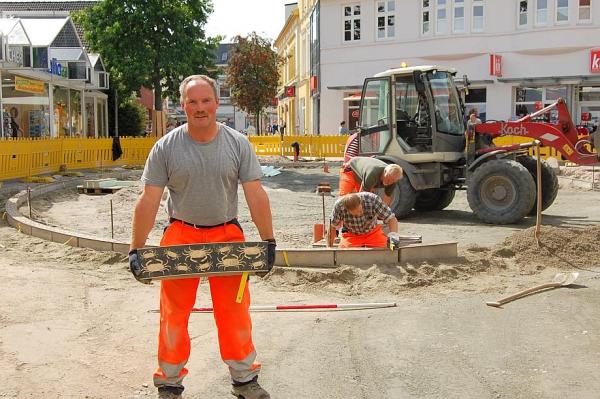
[351, 109, 360, 118]
[49, 58, 68, 78]
[310, 76, 318, 92]
[591, 49, 600, 73]
[15, 76, 45, 94]
[489, 54, 502, 77]
[284, 85, 295, 97]
[581, 112, 591, 121]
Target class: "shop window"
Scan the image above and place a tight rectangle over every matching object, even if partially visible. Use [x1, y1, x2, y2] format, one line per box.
[32, 47, 48, 69]
[578, 0, 591, 22]
[453, 0, 465, 33]
[68, 61, 87, 80]
[472, 0, 485, 32]
[515, 86, 566, 121]
[422, 0, 431, 34]
[343, 4, 361, 42]
[536, 0, 548, 25]
[53, 86, 70, 137]
[556, 0, 569, 23]
[70, 90, 83, 136]
[465, 88, 487, 121]
[376, 1, 395, 40]
[519, 0, 529, 27]
[436, 0, 448, 34]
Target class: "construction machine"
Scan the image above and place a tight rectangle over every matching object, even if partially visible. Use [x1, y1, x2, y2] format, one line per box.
[357, 66, 599, 224]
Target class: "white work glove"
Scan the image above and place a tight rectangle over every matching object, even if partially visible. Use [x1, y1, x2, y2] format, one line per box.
[386, 232, 401, 250]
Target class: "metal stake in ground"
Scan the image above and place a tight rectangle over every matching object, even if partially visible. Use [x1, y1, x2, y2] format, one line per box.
[316, 182, 332, 241]
[110, 199, 114, 239]
[535, 141, 542, 243]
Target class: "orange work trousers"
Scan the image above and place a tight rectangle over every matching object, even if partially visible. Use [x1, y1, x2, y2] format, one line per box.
[339, 169, 361, 196]
[153, 221, 260, 391]
[340, 224, 388, 248]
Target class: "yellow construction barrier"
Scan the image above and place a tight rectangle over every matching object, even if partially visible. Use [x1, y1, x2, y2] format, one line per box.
[0, 135, 347, 181]
[0, 137, 156, 181]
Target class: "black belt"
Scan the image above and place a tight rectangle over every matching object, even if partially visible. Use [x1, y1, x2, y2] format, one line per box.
[169, 217, 240, 229]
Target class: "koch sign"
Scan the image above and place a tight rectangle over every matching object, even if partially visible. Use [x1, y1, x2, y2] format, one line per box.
[591, 50, 600, 73]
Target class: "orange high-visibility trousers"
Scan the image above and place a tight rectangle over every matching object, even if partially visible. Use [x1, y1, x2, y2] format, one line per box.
[340, 224, 388, 248]
[153, 221, 260, 392]
[339, 169, 361, 196]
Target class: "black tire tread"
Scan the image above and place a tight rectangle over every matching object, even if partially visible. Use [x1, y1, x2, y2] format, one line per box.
[517, 156, 559, 214]
[414, 189, 456, 211]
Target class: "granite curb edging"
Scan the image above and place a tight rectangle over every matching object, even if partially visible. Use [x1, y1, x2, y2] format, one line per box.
[5, 179, 458, 266]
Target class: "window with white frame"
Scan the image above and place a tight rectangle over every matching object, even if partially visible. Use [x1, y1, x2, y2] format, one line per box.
[343, 4, 361, 42]
[578, 0, 591, 22]
[436, 0, 448, 34]
[519, 0, 529, 27]
[422, 0, 431, 34]
[536, 0, 548, 25]
[556, 0, 569, 23]
[376, 1, 396, 39]
[453, 0, 465, 33]
[472, 0, 484, 32]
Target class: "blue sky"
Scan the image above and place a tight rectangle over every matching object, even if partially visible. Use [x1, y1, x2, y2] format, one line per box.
[204, 0, 290, 42]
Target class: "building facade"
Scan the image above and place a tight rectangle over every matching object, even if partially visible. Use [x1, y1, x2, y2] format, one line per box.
[316, 0, 600, 134]
[0, 2, 109, 138]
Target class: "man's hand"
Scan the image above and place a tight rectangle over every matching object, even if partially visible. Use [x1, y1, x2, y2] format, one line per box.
[128, 249, 151, 285]
[258, 239, 277, 277]
[386, 232, 401, 251]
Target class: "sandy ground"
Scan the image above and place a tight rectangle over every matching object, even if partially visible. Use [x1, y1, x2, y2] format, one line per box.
[1, 164, 600, 398]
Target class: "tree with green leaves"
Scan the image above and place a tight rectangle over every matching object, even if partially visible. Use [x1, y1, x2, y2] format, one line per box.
[74, 0, 219, 110]
[226, 33, 281, 134]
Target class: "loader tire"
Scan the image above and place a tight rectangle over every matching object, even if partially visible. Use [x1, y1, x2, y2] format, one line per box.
[414, 188, 456, 211]
[467, 159, 535, 224]
[391, 176, 417, 219]
[517, 156, 559, 214]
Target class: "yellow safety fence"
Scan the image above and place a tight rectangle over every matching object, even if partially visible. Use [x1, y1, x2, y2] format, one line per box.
[249, 135, 347, 158]
[0, 137, 156, 181]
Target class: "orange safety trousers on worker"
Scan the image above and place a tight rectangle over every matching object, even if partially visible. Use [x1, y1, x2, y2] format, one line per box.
[340, 224, 387, 248]
[339, 169, 361, 196]
[153, 221, 260, 391]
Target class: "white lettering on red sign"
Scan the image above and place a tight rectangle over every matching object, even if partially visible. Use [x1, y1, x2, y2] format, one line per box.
[499, 123, 529, 136]
[591, 50, 600, 73]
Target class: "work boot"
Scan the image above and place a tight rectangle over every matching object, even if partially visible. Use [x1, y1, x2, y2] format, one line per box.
[157, 387, 182, 398]
[231, 379, 270, 399]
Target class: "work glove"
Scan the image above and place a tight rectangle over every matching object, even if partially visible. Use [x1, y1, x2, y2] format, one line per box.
[386, 232, 401, 251]
[128, 249, 151, 285]
[257, 239, 277, 277]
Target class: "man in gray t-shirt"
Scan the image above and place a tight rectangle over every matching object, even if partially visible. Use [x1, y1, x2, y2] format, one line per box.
[348, 157, 403, 206]
[129, 75, 274, 399]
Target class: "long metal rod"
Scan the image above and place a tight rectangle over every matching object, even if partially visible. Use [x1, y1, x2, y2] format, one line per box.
[110, 199, 114, 239]
[187, 302, 397, 313]
[535, 142, 542, 243]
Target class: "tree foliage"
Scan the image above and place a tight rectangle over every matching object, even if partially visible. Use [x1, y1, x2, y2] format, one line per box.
[74, 0, 219, 110]
[226, 33, 281, 133]
[118, 99, 147, 136]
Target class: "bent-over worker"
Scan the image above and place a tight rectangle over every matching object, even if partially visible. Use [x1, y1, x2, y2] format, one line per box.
[339, 156, 403, 206]
[328, 192, 399, 248]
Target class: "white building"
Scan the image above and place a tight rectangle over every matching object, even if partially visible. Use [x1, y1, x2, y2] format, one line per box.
[318, 0, 600, 133]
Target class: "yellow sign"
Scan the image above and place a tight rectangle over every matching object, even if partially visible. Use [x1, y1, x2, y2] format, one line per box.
[562, 144, 574, 156]
[14, 76, 45, 94]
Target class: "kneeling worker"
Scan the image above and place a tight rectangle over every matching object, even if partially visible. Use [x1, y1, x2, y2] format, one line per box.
[327, 192, 399, 248]
[339, 156, 403, 206]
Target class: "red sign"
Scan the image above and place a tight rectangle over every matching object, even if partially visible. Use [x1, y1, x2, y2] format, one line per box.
[270, 97, 278, 106]
[310, 75, 318, 91]
[351, 109, 360, 118]
[591, 49, 600, 73]
[285, 86, 295, 97]
[489, 54, 503, 77]
[534, 101, 543, 111]
[581, 112, 591, 121]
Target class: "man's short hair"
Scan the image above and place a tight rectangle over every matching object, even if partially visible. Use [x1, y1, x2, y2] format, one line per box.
[179, 75, 218, 104]
[383, 164, 403, 180]
[340, 193, 361, 210]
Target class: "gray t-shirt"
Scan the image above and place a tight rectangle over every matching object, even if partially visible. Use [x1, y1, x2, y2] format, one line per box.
[141, 123, 262, 225]
[349, 157, 397, 196]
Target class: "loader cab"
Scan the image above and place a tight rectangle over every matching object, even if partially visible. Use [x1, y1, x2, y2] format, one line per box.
[357, 66, 466, 163]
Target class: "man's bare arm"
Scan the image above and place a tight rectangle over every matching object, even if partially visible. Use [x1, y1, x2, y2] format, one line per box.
[242, 180, 274, 240]
[386, 216, 399, 234]
[130, 184, 164, 250]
